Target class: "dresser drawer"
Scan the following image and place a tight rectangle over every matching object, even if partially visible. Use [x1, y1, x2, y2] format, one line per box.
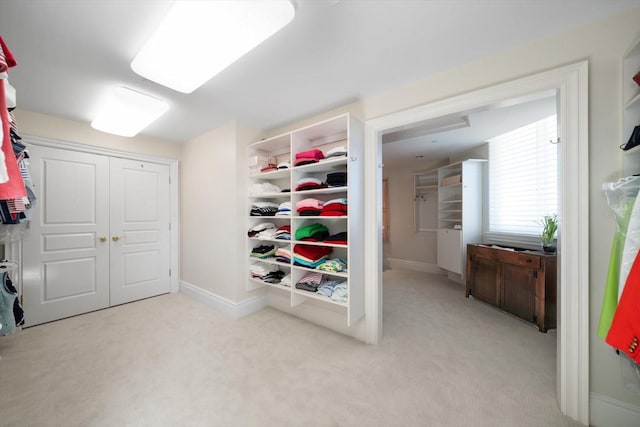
[501, 251, 540, 269]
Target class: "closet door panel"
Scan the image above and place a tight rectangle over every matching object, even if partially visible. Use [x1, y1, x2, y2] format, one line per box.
[22, 146, 110, 326]
[109, 158, 170, 305]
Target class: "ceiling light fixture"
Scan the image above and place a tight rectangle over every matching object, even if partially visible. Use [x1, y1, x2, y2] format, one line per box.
[130, 0, 296, 94]
[91, 86, 169, 137]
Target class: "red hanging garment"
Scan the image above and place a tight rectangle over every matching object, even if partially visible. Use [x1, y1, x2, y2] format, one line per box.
[606, 249, 640, 363]
[0, 36, 26, 199]
[0, 83, 25, 198]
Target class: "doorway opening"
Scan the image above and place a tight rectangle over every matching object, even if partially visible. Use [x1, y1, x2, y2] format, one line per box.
[364, 62, 589, 424]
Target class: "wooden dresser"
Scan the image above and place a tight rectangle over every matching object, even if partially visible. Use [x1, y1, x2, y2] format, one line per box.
[465, 244, 557, 332]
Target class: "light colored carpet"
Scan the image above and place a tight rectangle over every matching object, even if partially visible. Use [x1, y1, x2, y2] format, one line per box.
[0, 269, 579, 427]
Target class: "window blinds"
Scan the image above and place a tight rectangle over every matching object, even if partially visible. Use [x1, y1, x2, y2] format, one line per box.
[488, 115, 558, 236]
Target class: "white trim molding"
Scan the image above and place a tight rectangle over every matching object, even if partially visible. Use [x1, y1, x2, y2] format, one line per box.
[590, 393, 640, 427]
[180, 280, 268, 319]
[364, 61, 589, 424]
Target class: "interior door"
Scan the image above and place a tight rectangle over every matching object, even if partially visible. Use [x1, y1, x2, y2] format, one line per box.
[22, 146, 110, 326]
[109, 158, 170, 305]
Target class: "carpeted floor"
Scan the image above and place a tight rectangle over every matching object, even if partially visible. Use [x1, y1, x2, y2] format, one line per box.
[0, 269, 579, 426]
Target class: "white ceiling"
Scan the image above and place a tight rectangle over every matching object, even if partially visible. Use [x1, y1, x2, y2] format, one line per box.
[381, 91, 557, 168]
[0, 0, 638, 147]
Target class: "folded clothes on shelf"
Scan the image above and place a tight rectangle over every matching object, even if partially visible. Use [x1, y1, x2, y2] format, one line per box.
[296, 198, 324, 216]
[294, 148, 325, 166]
[249, 262, 279, 279]
[295, 177, 327, 192]
[249, 182, 281, 196]
[295, 222, 329, 241]
[320, 198, 347, 216]
[293, 244, 333, 268]
[331, 282, 348, 303]
[275, 224, 291, 240]
[247, 222, 275, 237]
[326, 171, 347, 187]
[275, 245, 292, 263]
[250, 244, 277, 259]
[250, 201, 278, 216]
[316, 279, 347, 300]
[295, 271, 326, 292]
[276, 201, 291, 217]
[323, 146, 347, 160]
[317, 258, 347, 273]
[324, 231, 347, 245]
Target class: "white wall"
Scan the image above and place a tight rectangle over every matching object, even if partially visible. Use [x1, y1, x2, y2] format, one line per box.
[180, 121, 263, 303]
[264, 7, 640, 415]
[14, 108, 181, 160]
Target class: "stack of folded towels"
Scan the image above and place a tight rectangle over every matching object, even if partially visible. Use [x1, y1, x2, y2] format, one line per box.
[293, 244, 333, 268]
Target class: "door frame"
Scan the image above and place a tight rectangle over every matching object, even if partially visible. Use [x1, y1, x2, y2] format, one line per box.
[363, 61, 589, 423]
[11, 135, 180, 297]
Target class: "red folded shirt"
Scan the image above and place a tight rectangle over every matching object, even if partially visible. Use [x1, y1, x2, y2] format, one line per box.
[295, 148, 324, 161]
[293, 244, 333, 261]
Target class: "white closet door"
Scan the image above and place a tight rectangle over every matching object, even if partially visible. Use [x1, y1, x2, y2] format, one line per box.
[22, 146, 110, 326]
[109, 158, 170, 305]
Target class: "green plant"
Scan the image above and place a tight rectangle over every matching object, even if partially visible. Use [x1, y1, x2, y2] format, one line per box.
[539, 214, 558, 245]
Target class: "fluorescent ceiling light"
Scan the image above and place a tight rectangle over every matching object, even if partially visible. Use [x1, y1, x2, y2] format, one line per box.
[131, 0, 296, 94]
[91, 87, 169, 137]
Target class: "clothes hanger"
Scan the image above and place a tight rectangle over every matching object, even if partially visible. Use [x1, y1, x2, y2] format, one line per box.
[603, 174, 640, 193]
[0, 260, 18, 271]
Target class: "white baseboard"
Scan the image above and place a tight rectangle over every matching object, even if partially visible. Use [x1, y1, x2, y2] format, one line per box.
[179, 280, 267, 319]
[385, 258, 444, 274]
[590, 392, 640, 427]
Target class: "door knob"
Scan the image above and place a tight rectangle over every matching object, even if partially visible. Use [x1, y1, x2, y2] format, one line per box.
[112, 235, 120, 242]
[99, 236, 107, 242]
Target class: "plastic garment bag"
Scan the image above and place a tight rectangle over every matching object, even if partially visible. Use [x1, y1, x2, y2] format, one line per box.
[601, 176, 640, 393]
[599, 176, 640, 338]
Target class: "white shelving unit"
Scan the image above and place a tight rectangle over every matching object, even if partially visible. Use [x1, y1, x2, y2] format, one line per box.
[413, 170, 438, 232]
[246, 113, 364, 327]
[622, 36, 640, 176]
[436, 159, 486, 276]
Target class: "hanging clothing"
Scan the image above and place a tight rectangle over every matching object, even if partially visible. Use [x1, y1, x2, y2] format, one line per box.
[0, 36, 26, 198]
[598, 196, 635, 338]
[0, 36, 15, 185]
[0, 271, 18, 336]
[619, 188, 640, 300]
[606, 249, 640, 363]
[599, 177, 640, 338]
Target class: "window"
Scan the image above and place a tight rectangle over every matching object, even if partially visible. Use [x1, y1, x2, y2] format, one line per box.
[488, 115, 558, 237]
